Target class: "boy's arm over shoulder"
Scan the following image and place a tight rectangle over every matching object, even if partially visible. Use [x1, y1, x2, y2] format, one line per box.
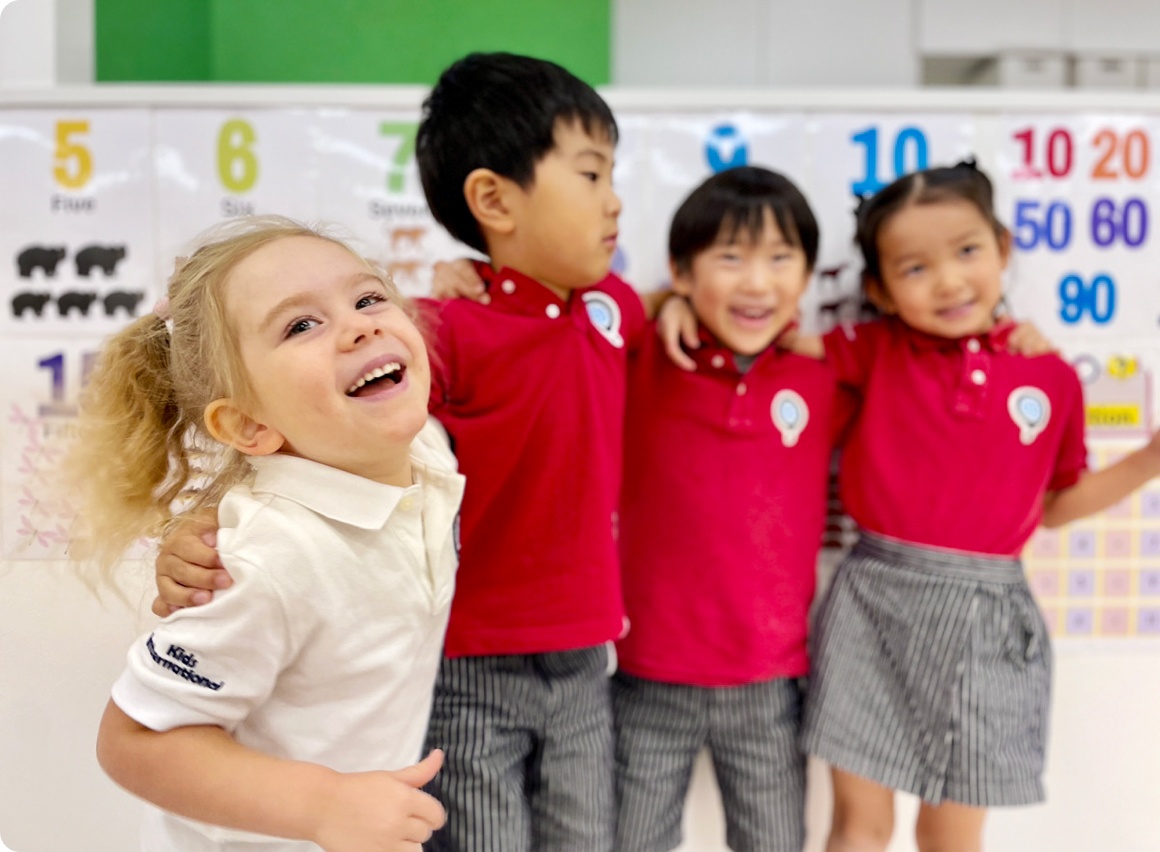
[595, 272, 648, 353]
[820, 318, 887, 390]
[120, 545, 295, 735]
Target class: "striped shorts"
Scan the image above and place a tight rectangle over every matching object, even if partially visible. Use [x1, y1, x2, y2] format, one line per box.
[423, 645, 615, 852]
[800, 532, 1051, 807]
[612, 673, 805, 852]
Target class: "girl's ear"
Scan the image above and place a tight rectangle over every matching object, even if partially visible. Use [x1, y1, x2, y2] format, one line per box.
[204, 399, 285, 456]
[997, 227, 1013, 268]
[668, 260, 694, 298]
[865, 276, 896, 314]
[464, 168, 516, 238]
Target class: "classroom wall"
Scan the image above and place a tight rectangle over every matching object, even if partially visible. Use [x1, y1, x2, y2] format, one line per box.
[3, 5, 1160, 852]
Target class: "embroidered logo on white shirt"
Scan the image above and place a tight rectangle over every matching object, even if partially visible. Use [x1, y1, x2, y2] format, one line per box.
[771, 389, 809, 447]
[582, 291, 624, 348]
[1008, 386, 1051, 445]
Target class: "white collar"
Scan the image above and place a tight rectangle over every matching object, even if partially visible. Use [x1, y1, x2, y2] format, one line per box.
[245, 420, 462, 531]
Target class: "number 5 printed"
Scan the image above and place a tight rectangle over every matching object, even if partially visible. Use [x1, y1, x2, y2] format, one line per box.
[53, 119, 92, 190]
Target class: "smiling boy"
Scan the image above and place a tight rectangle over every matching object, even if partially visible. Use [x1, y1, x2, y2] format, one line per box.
[613, 167, 847, 852]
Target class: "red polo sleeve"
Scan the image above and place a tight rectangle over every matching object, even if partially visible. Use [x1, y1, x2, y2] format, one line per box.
[415, 297, 454, 418]
[1048, 364, 1089, 492]
[822, 320, 883, 392]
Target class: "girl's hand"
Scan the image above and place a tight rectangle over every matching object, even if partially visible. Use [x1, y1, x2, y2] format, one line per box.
[153, 515, 232, 617]
[312, 751, 447, 851]
[1006, 321, 1057, 357]
[431, 259, 488, 303]
[656, 296, 699, 372]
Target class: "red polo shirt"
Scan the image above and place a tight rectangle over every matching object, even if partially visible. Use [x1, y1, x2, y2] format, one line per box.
[824, 318, 1088, 556]
[616, 325, 848, 686]
[421, 262, 645, 658]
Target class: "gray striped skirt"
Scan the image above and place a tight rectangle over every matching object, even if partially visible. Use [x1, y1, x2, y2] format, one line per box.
[800, 532, 1051, 807]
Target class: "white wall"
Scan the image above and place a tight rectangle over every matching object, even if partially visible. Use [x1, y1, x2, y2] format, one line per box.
[0, 0, 54, 87]
[614, 0, 918, 87]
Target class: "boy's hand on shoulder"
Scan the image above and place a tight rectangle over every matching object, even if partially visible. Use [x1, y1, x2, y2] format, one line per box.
[777, 326, 825, 360]
[153, 512, 232, 617]
[1006, 321, 1057, 358]
[312, 750, 446, 851]
[431, 259, 488, 304]
[656, 296, 699, 372]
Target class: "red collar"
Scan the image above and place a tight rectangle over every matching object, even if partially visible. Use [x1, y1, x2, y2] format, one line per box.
[888, 315, 1015, 353]
[686, 321, 797, 375]
[473, 261, 573, 318]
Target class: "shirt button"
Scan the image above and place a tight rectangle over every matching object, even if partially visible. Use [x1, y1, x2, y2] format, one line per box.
[711, 354, 725, 369]
[970, 369, 986, 385]
[399, 498, 414, 511]
[501, 279, 516, 295]
[545, 303, 561, 319]
[736, 382, 747, 396]
[966, 338, 981, 353]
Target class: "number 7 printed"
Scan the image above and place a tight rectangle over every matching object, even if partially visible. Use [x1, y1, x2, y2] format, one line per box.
[379, 121, 418, 194]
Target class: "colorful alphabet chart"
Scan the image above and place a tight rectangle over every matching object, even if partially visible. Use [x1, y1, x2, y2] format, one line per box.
[2, 91, 1160, 647]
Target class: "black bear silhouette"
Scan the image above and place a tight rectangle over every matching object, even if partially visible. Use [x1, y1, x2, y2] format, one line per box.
[103, 290, 146, 318]
[75, 244, 127, 277]
[57, 291, 99, 317]
[12, 292, 53, 317]
[16, 246, 67, 278]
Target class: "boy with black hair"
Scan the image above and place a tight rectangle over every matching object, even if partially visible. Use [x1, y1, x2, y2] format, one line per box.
[431, 164, 845, 852]
[152, 51, 646, 852]
[614, 166, 843, 852]
[413, 50, 644, 852]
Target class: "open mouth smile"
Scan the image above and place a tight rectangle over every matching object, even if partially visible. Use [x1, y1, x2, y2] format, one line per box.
[346, 361, 405, 396]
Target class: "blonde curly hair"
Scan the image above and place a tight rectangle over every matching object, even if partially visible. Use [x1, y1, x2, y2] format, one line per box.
[64, 216, 402, 576]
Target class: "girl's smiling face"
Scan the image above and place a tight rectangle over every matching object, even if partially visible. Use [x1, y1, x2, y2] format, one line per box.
[215, 235, 429, 487]
[870, 197, 1010, 339]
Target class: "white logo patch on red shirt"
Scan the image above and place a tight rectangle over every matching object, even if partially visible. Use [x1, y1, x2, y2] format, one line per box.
[1008, 386, 1051, 445]
[771, 389, 809, 447]
[582, 291, 624, 348]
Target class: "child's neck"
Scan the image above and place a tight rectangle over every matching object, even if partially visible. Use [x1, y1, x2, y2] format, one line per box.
[290, 452, 412, 488]
[486, 246, 568, 301]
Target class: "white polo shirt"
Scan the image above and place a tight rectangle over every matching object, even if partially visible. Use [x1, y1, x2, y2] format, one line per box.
[111, 419, 464, 851]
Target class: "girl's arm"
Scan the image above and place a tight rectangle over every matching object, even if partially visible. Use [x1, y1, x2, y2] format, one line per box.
[1042, 434, 1160, 527]
[98, 700, 445, 849]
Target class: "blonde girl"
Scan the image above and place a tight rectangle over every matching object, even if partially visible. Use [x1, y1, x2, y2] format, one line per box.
[66, 216, 464, 852]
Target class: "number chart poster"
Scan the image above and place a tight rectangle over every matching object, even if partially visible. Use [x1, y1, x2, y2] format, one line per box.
[2, 102, 1159, 645]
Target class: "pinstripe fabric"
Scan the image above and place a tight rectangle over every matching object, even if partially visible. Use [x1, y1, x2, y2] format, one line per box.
[423, 646, 615, 852]
[612, 673, 805, 852]
[801, 533, 1051, 807]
